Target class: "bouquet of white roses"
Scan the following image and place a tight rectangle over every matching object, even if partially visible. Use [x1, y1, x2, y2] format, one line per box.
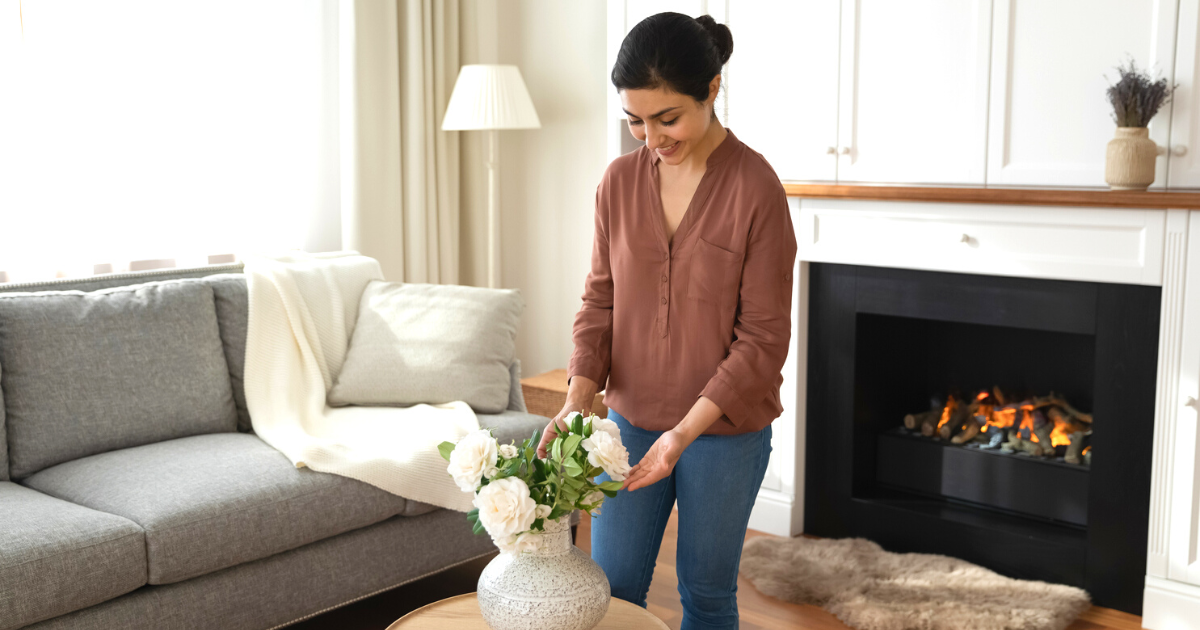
[438, 411, 631, 554]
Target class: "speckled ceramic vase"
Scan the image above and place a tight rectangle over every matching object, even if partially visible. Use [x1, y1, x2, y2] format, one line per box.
[477, 516, 610, 630]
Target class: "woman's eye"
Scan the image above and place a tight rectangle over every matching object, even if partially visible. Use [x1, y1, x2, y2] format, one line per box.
[663, 118, 678, 126]
[628, 120, 642, 126]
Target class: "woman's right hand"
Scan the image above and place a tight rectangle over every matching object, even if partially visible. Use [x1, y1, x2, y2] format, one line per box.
[536, 375, 599, 458]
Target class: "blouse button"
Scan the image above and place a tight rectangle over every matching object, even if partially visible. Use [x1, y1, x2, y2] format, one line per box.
[661, 275, 667, 282]
[660, 297, 667, 304]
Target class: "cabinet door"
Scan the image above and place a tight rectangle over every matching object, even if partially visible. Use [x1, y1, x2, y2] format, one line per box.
[726, 2, 840, 182]
[1169, 211, 1200, 586]
[1169, 0, 1200, 189]
[835, 0, 991, 185]
[986, 0, 1178, 188]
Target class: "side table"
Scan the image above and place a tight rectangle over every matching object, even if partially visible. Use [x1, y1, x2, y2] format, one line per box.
[386, 593, 669, 629]
[520, 368, 608, 419]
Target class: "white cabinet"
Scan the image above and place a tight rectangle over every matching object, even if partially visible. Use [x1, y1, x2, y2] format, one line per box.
[1167, 210, 1200, 586]
[986, 0, 1178, 188]
[836, 0, 991, 185]
[726, 2, 839, 183]
[612, 0, 1195, 188]
[1169, 0, 1200, 189]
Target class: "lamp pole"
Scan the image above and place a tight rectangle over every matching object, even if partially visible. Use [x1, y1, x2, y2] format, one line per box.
[487, 128, 499, 289]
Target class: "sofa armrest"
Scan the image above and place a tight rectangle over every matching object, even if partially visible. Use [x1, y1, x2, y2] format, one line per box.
[507, 359, 527, 413]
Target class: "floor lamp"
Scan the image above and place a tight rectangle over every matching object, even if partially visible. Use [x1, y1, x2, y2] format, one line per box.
[441, 65, 541, 289]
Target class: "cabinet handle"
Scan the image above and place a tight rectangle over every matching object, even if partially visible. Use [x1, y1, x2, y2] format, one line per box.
[960, 233, 971, 244]
[1187, 396, 1199, 409]
[1156, 144, 1167, 156]
[826, 146, 837, 155]
[838, 146, 851, 155]
[1172, 145, 1188, 157]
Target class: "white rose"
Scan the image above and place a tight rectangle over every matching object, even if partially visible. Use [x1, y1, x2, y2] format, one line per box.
[589, 416, 621, 441]
[512, 532, 544, 554]
[484, 466, 500, 479]
[584, 491, 605, 506]
[447, 429, 498, 493]
[499, 443, 520, 459]
[493, 531, 544, 555]
[535, 504, 552, 519]
[474, 477, 537, 539]
[581, 431, 632, 481]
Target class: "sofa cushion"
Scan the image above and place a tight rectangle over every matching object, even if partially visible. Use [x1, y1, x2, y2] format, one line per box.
[203, 274, 251, 432]
[0, 482, 146, 630]
[22, 433, 409, 585]
[0, 280, 239, 479]
[328, 281, 524, 414]
[0, 361, 7, 481]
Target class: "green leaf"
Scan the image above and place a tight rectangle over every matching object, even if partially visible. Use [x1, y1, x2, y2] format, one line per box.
[564, 457, 584, 477]
[472, 518, 486, 536]
[562, 433, 584, 457]
[551, 438, 562, 463]
[571, 413, 584, 435]
[601, 488, 618, 498]
[598, 480, 624, 492]
[437, 441, 456, 462]
[583, 419, 593, 438]
[531, 517, 544, 531]
[548, 505, 569, 520]
[467, 508, 480, 521]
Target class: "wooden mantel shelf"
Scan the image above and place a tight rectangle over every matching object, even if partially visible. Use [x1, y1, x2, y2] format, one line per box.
[782, 183, 1200, 210]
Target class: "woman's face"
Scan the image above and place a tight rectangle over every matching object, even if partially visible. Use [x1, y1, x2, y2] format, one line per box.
[620, 76, 719, 166]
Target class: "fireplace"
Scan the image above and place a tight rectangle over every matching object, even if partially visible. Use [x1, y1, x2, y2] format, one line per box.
[805, 262, 1160, 614]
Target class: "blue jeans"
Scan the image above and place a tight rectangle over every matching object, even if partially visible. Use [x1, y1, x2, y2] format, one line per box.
[590, 408, 773, 630]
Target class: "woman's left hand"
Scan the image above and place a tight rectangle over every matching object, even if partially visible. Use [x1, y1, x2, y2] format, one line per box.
[622, 429, 692, 491]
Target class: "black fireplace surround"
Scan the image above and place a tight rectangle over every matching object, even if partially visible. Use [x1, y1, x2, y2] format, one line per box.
[805, 263, 1160, 614]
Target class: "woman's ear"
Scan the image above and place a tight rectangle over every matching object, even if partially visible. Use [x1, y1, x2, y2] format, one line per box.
[708, 74, 721, 104]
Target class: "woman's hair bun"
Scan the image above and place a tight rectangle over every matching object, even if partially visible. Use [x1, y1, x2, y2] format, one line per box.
[695, 14, 733, 66]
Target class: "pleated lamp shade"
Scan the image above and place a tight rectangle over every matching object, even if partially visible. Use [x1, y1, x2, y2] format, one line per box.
[442, 65, 541, 130]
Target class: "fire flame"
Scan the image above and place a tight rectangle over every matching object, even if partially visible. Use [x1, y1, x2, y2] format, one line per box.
[949, 390, 1087, 449]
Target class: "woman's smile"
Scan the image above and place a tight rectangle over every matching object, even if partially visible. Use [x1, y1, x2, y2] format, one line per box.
[657, 140, 681, 157]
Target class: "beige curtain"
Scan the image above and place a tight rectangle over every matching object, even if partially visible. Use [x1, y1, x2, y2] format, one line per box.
[342, 0, 461, 284]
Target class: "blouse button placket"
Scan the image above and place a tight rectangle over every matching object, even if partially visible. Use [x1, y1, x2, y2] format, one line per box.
[659, 252, 671, 337]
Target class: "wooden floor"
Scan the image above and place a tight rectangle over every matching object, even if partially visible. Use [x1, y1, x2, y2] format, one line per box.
[296, 510, 1146, 629]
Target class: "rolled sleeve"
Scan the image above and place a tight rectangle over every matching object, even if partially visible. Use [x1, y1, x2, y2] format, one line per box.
[699, 189, 798, 429]
[567, 182, 615, 390]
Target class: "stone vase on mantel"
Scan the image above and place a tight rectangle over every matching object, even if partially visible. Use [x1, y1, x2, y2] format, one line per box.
[1104, 126, 1158, 190]
[476, 515, 610, 630]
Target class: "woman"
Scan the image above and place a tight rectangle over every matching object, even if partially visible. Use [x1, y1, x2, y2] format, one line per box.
[536, 12, 797, 630]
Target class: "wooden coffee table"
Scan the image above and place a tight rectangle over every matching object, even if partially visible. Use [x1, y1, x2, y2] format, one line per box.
[386, 592, 669, 629]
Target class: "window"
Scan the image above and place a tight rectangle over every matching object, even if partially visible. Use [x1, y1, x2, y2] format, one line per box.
[0, 0, 339, 283]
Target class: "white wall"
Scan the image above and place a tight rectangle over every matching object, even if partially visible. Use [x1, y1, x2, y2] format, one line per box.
[476, 0, 610, 379]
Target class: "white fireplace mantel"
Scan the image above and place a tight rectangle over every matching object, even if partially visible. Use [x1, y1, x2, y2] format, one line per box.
[749, 196, 1200, 625]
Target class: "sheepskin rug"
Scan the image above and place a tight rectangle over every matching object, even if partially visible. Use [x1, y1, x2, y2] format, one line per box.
[739, 536, 1091, 630]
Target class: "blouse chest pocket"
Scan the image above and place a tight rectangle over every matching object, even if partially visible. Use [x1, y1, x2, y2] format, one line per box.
[686, 237, 744, 306]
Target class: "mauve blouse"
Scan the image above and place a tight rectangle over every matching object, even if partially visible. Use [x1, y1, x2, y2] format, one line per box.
[567, 128, 798, 435]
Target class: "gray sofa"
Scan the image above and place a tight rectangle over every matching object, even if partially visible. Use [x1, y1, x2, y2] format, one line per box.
[0, 264, 550, 630]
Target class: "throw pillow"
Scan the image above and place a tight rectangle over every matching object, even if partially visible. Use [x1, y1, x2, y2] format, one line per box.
[328, 281, 524, 414]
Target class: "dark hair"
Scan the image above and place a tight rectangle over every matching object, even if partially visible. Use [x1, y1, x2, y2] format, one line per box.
[611, 13, 733, 108]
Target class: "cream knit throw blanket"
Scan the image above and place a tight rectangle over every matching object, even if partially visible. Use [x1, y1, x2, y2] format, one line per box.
[243, 251, 480, 512]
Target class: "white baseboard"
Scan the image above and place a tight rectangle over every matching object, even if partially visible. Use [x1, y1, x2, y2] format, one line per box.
[748, 488, 801, 537]
[1144, 575, 1200, 629]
